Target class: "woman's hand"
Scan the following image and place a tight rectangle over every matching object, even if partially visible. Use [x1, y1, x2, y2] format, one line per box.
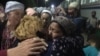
[7, 38, 48, 56]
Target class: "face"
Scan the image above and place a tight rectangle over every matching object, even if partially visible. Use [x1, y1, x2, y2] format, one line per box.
[92, 12, 96, 17]
[7, 9, 24, 26]
[48, 22, 63, 39]
[68, 7, 75, 14]
[41, 13, 50, 23]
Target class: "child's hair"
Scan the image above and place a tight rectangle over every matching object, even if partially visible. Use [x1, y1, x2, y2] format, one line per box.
[88, 34, 100, 50]
[88, 34, 97, 42]
[15, 15, 44, 40]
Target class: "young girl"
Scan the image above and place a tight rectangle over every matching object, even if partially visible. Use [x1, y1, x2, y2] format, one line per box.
[43, 16, 84, 56]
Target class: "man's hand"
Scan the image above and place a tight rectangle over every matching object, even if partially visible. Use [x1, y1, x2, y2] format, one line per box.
[26, 8, 37, 16]
[8, 38, 48, 56]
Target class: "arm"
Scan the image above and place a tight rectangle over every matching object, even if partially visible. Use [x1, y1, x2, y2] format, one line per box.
[7, 38, 48, 56]
[26, 8, 37, 16]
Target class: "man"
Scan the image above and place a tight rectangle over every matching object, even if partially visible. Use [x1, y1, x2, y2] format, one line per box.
[0, 38, 48, 56]
[1, 1, 25, 49]
[67, 1, 87, 49]
[0, 1, 47, 56]
[89, 11, 97, 28]
[87, 11, 97, 34]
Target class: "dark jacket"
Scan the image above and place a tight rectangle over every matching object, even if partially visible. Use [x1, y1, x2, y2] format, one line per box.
[43, 36, 85, 56]
[67, 16, 86, 35]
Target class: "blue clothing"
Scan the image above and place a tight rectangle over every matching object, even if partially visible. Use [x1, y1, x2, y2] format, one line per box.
[43, 41, 53, 56]
[67, 16, 86, 48]
[83, 46, 98, 56]
[67, 16, 86, 34]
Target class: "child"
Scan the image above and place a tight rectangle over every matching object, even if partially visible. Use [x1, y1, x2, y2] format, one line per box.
[83, 34, 100, 56]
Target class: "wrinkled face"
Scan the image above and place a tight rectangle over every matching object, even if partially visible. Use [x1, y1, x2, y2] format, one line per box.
[41, 13, 50, 23]
[48, 22, 63, 39]
[7, 9, 24, 26]
[68, 7, 75, 14]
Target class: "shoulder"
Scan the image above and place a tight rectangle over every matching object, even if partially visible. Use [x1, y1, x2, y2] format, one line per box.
[84, 46, 98, 52]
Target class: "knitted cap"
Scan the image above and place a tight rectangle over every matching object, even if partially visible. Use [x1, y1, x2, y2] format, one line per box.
[52, 16, 76, 35]
[5, 1, 24, 13]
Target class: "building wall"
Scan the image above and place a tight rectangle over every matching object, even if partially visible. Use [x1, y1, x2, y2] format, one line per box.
[81, 8, 100, 20]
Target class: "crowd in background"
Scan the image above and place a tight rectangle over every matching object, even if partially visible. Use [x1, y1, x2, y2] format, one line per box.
[0, 1, 100, 56]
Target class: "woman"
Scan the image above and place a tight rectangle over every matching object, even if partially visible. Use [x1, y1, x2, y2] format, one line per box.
[43, 16, 84, 56]
[41, 10, 52, 31]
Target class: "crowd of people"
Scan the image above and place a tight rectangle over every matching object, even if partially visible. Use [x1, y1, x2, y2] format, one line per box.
[0, 1, 100, 56]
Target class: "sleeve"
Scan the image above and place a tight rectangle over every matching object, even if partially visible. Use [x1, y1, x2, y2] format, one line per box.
[0, 50, 7, 56]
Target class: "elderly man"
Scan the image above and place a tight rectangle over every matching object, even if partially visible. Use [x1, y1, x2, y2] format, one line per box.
[0, 1, 47, 56]
[66, 2, 87, 56]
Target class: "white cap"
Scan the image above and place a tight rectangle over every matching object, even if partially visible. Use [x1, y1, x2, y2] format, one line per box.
[68, 1, 79, 9]
[5, 1, 24, 13]
[42, 10, 52, 15]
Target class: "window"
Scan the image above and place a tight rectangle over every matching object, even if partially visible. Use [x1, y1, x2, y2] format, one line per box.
[81, 0, 86, 5]
[89, 0, 97, 3]
[81, 0, 84, 5]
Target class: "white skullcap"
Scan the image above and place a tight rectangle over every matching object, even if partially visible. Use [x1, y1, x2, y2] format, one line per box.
[5, 1, 24, 13]
[68, 1, 79, 9]
[42, 10, 52, 15]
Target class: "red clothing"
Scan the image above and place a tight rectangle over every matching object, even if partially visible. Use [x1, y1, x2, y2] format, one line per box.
[0, 50, 7, 56]
[1, 28, 11, 49]
[1, 27, 17, 50]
